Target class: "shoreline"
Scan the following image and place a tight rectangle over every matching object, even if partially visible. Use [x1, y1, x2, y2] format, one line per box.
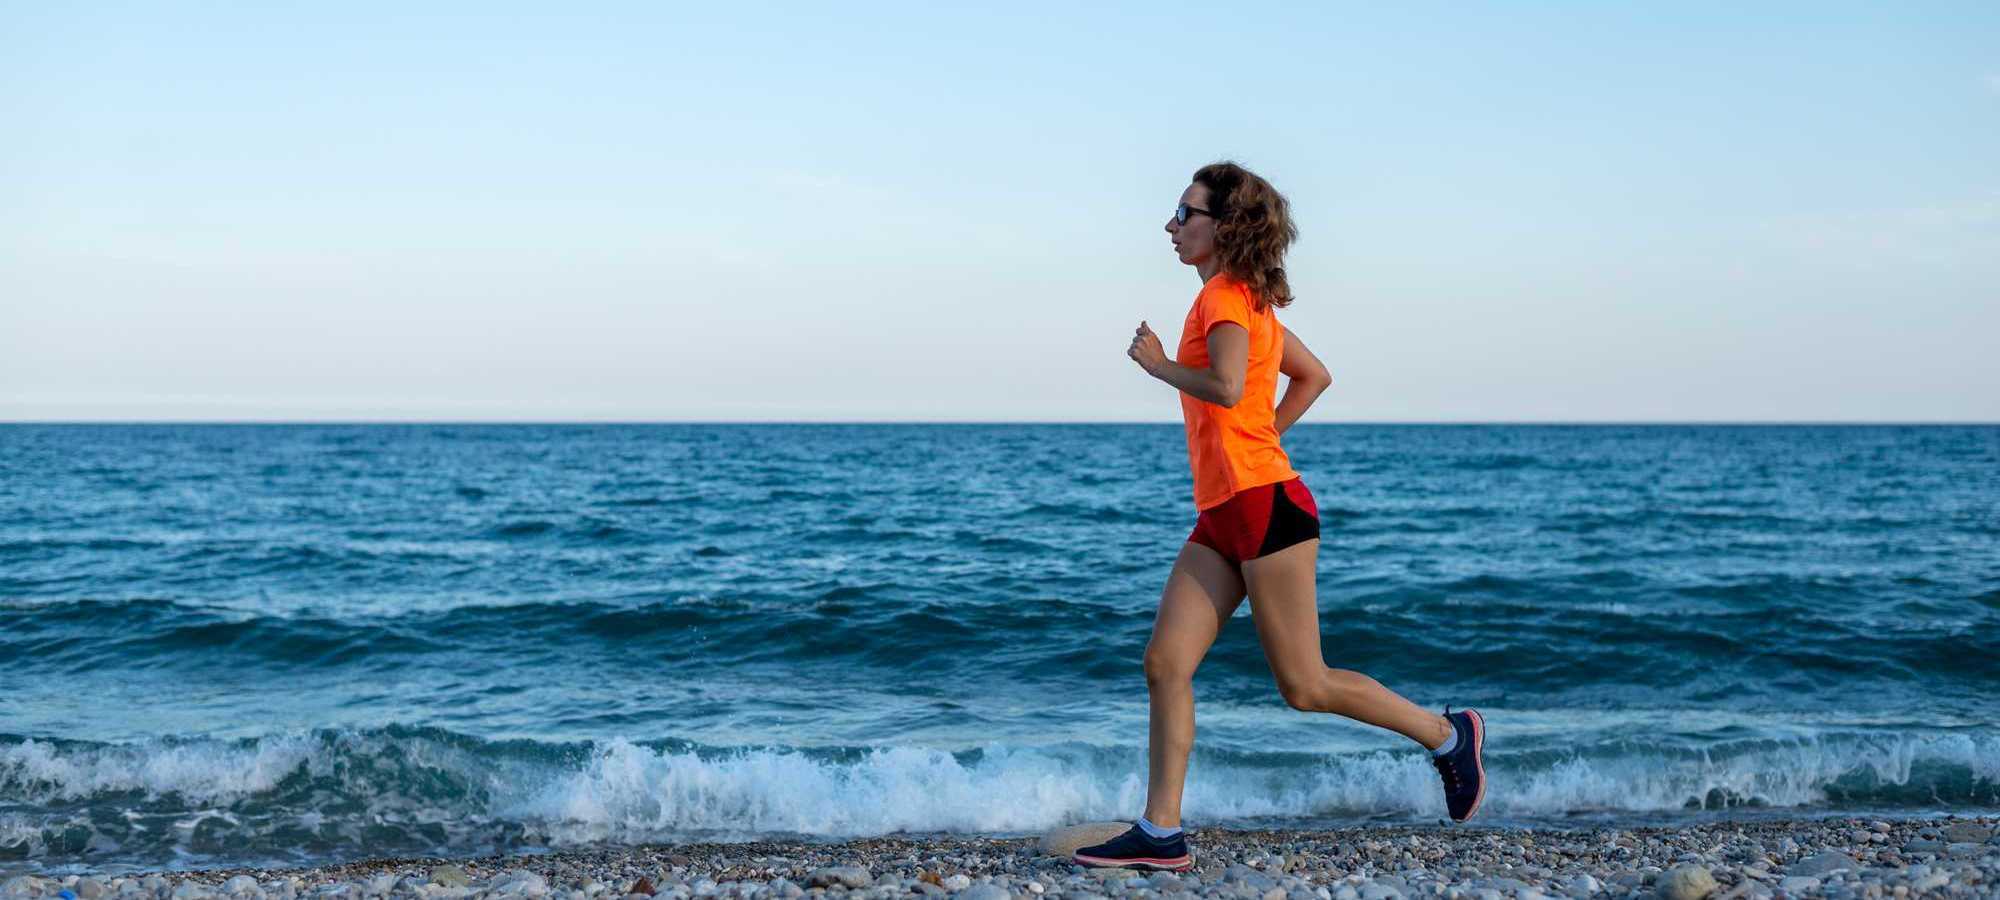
[8, 816, 1997, 900]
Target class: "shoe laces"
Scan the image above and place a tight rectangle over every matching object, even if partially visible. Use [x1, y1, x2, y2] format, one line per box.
[1432, 752, 1461, 793]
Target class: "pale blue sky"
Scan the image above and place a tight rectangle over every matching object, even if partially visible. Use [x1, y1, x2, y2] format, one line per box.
[4, 2, 1996, 421]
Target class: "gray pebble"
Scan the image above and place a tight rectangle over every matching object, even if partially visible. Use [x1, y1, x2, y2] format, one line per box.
[1654, 865, 1715, 900]
[1788, 851, 1855, 877]
[1940, 824, 1991, 843]
[807, 869, 872, 891]
[1909, 873, 1949, 892]
[1560, 873, 1599, 897]
[492, 871, 549, 898]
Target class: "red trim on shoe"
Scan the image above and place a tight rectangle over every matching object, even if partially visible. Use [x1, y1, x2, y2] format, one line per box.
[1462, 708, 1487, 822]
[1071, 853, 1193, 871]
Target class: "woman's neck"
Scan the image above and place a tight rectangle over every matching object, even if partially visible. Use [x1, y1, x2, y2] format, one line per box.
[1196, 259, 1222, 283]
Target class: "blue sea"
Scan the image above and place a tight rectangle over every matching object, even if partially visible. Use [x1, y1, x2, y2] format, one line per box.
[2, 424, 1996, 875]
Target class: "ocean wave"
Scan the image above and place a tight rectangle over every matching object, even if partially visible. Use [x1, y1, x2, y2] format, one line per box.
[0, 537, 162, 556]
[1003, 502, 1151, 525]
[1446, 453, 1539, 472]
[486, 520, 558, 539]
[2, 725, 1995, 871]
[7, 590, 1994, 694]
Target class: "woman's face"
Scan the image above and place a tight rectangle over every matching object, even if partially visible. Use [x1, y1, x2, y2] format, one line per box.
[1165, 182, 1217, 268]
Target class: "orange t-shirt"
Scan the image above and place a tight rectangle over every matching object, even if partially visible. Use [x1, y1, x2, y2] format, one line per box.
[1177, 273, 1298, 511]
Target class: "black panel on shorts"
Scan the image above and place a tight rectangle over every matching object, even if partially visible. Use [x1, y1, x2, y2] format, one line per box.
[1254, 481, 1321, 559]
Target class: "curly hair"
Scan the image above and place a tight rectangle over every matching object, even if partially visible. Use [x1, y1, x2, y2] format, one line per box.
[1191, 161, 1298, 310]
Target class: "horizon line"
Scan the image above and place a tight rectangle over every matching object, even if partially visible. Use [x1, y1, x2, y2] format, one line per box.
[3, 419, 1996, 427]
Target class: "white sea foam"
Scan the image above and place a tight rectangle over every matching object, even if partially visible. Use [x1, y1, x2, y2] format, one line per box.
[501, 731, 2000, 842]
[0, 734, 318, 803]
[506, 740, 1121, 840]
[4, 726, 1996, 858]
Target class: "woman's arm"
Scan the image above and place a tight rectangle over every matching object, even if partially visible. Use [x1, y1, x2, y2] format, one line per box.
[1274, 328, 1332, 434]
[1142, 322, 1247, 407]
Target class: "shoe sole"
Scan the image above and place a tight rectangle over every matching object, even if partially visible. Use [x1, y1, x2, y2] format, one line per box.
[1456, 708, 1487, 823]
[1071, 853, 1193, 872]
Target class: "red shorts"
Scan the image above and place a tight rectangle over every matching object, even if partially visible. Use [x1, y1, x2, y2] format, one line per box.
[1188, 477, 1321, 566]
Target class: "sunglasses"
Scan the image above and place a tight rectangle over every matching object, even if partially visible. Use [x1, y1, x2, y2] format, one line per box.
[1173, 202, 1217, 225]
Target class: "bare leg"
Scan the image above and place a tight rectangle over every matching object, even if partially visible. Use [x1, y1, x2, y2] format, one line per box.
[1241, 539, 1454, 749]
[1141, 541, 1246, 828]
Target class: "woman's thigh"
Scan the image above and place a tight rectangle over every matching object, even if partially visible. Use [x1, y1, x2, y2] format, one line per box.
[1144, 541, 1248, 681]
[1241, 538, 1325, 695]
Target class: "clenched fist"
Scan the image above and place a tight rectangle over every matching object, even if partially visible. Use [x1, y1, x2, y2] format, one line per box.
[1127, 321, 1167, 375]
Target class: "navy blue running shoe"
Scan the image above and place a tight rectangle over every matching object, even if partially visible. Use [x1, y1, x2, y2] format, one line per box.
[1072, 823, 1193, 871]
[1432, 707, 1487, 822]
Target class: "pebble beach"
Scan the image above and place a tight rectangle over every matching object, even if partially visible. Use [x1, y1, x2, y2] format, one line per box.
[11, 817, 1999, 900]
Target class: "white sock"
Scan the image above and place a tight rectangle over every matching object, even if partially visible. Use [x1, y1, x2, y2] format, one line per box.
[1136, 815, 1182, 839]
[1431, 720, 1460, 757]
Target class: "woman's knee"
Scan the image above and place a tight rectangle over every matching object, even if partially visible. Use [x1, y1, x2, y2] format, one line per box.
[1143, 648, 1197, 688]
[1275, 672, 1325, 711]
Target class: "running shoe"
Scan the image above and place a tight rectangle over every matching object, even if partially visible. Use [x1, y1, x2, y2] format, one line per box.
[1071, 823, 1194, 871]
[1432, 707, 1487, 822]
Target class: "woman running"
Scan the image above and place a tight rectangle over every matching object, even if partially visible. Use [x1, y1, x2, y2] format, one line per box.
[1073, 162, 1487, 871]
